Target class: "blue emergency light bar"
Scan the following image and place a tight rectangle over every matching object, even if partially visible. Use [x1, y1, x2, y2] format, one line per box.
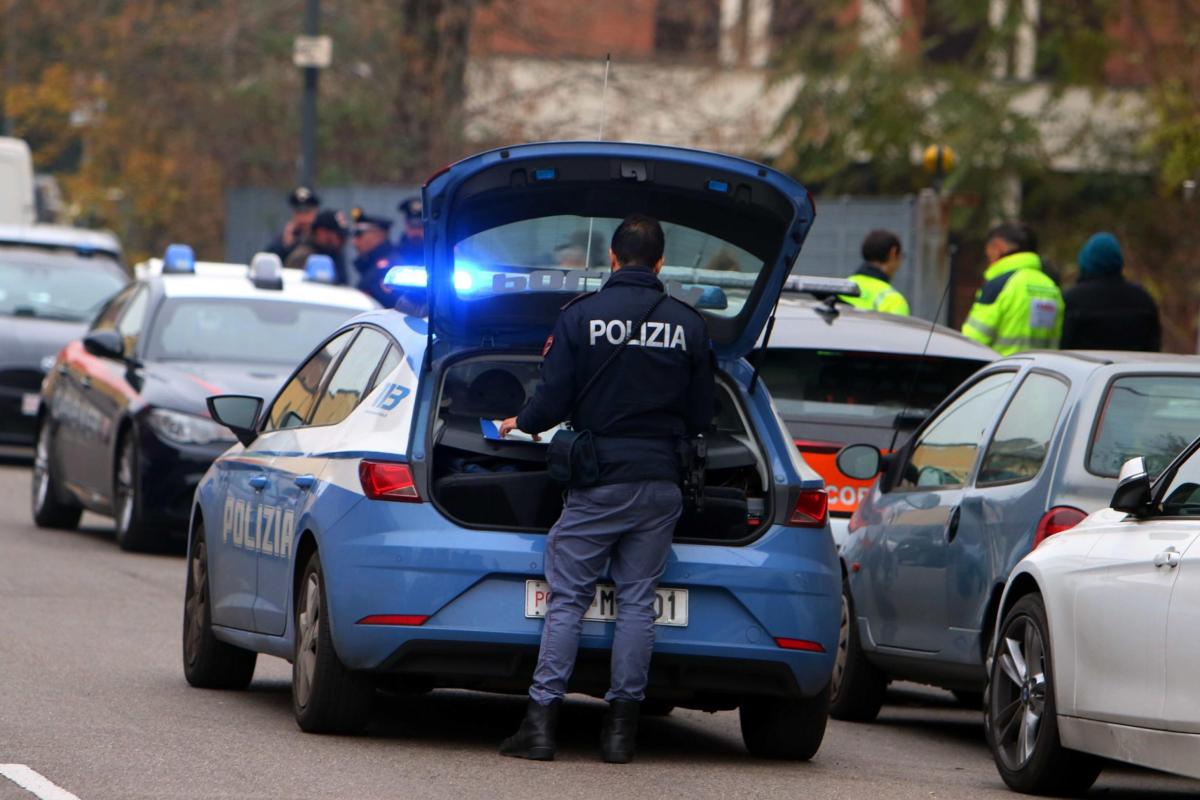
[303, 254, 337, 284]
[383, 265, 474, 292]
[163, 243, 196, 274]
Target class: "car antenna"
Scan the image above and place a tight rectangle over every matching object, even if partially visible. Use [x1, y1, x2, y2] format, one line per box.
[582, 53, 611, 272]
[885, 264, 955, 454]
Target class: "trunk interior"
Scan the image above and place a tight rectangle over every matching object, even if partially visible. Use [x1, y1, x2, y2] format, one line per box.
[428, 354, 772, 543]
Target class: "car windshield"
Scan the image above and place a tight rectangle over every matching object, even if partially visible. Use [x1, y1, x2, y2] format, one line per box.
[145, 298, 359, 364]
[1089, 375, 1200, 477]
[452, 215, 761, 317]
[759, 349, 986, 427]
[0, 251, 127, 322]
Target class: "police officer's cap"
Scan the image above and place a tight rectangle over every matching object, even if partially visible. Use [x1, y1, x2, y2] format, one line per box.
[350, 206, 393, 235]
[288, 185, 320, 209]
[398, 196, 423, 222]
[312, 209, 349, 237]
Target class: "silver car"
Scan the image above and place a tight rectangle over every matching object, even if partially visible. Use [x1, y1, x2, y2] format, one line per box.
[831, 351, 1200, 721]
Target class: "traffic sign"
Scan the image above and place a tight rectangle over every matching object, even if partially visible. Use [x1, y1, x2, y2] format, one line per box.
[293, 35, 332, 69]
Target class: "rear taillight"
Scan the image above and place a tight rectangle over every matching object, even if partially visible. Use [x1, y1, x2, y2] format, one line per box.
[787, 489, 828, 528]
[775, 637, 826, 652]
[1033, 506, 1086, 548]
[359, 460, 421, 502]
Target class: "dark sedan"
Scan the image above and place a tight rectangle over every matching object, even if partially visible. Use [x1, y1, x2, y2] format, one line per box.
[0, 230, 128, 454]
[32, 249, 377, 550]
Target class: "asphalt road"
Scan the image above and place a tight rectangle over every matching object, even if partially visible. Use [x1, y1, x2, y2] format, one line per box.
[1, 460, 1197, 800]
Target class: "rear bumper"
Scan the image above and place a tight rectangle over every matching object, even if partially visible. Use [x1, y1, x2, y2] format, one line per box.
[378, 640, 805, 707]
[315, 500, 841, 701]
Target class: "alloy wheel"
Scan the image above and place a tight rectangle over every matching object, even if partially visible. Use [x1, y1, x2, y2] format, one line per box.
[295, 573, 321, 707]
[33, 427, 51, 513]
[183, 540, 208, 666]
[990, 614, 1047, 770]
[831, 592, 850, 699]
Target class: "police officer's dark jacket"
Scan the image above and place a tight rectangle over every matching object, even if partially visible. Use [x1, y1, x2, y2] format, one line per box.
[354, 240, 397, 306]
[516, 265, 715, 485]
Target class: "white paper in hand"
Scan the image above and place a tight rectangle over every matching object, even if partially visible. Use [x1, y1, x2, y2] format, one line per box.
[479, 419, 562, 443]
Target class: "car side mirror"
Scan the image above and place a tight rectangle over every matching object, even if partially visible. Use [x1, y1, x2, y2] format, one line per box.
[1111, 456, 1152, 514]
[83, 329, 125, 360]
[207, 395, 263, 447]
[837, 444, 884, 481]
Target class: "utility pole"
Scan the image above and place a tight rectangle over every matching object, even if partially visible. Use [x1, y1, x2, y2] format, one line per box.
[299, 0, 320, 187]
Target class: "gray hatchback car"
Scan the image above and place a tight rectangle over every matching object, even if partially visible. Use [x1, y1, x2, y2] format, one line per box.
[830, 351, 1200, 721]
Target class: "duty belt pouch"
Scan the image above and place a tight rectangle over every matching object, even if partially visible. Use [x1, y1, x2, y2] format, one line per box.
[547, 429, 599, 487]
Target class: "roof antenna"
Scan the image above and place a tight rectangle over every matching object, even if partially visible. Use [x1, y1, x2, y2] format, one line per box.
[583, 53, 611, 272]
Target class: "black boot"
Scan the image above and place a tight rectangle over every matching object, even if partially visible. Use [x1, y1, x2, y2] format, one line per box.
[600, 700, 640, 763]
[500, 699, 560, 761]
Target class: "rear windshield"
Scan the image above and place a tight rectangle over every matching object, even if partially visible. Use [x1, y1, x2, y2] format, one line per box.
[452, 215, 760, 318]
[1089, 375, 1200, 477]
[145, 298, 359, 364]
[759, 349, 985, 427]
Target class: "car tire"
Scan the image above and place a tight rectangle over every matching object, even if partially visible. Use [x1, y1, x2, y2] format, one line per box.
[293, 550, 374, 734]
[114, 431, 160, 552]
[182, 520, 258, 689]
[31, 420, 82, 530]
[641, 700, 675, 717]
[739, 684, 830, 760]
[985, 593, 1103, 796]
[952, 690, 984, 709]
[829, 580, 887, 722]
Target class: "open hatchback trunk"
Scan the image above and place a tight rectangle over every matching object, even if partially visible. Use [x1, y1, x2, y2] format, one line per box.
[423, 141, 817, 359]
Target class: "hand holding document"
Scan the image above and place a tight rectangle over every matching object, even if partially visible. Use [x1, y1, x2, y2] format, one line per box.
[480, 418, 563, 443]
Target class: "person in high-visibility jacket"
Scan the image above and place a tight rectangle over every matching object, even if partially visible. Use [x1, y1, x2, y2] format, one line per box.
[962, 223, 1063, 355]
[839, 229, 910, 316]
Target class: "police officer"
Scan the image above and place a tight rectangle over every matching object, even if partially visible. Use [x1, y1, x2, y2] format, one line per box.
[497, 214, 714, 764]
[285, 209, 350, 285]
[395, 196, 424, 264]
[840, 229, 910, 315]
[265, 186, 320, 263]
[962, 222, 1063, 355]
[351, 208, 398, 306]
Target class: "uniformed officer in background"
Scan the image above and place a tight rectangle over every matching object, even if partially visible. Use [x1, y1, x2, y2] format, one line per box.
[285, 209, 350, 285]
[351, 208, 398, 306]
[497, 214, 715, 764]
[394, 197, 425, 264]
[265, 186, 320, 263]
[840, 229, 910, 316]
[962, 222, 1063, 355]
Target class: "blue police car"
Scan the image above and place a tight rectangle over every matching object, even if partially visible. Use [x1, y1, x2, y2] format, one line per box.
[183, 142, 839, 759]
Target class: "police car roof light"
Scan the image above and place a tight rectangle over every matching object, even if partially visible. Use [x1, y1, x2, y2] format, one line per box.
[248, 251, 285, 290]
[303, 254, 337, 284]
[383, 265, 427, 289]
[784, 275, 861, 298]
[162, 243, 196, 274]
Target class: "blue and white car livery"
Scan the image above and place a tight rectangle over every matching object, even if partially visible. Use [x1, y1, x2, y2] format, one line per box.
[183, 141, 840, 760]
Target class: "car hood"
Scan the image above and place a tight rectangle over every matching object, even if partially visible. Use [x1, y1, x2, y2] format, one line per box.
[0, 316, 88, 370]
[141, 360, 292, 417]
[423, 141, 816, 359]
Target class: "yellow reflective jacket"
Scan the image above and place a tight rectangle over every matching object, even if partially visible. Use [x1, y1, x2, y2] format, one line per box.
[962, 252, 1063, 355]
[840, 265, 910, 316]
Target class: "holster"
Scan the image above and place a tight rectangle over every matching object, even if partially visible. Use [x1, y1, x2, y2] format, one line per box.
[547, 429, 600, 488]
[679, 436, 708, 512]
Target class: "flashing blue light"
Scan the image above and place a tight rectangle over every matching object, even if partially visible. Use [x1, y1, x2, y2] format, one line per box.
[533, 168, 557, 181]
[303, 254, 337, 284]
[707, 179, 730, 193]
[163, 243, 195, 274]
[382, 263, 477, 293]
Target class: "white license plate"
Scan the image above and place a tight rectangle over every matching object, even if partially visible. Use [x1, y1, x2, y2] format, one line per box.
[21, 393, 39, 416]
[524, 580, 688, 627]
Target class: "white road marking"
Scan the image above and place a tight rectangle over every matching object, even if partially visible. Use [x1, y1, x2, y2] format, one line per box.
[0, 765, 82, 800]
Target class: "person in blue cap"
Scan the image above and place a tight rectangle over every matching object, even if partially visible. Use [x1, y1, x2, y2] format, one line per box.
[395, 197, 424, 264]
[351, 207, 398, 305]
[1061, 232, 1160, 351]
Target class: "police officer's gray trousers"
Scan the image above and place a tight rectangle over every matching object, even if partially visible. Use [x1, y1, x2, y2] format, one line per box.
[529, 480, 683, 705]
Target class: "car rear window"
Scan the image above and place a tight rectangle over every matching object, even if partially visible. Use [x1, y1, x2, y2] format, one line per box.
[758, 349, 985, 427]
[1089, 375, 1200, 477]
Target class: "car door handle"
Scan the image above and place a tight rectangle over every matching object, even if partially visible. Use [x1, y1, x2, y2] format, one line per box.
[248, 474, 269, 491]
[294, 474, 316, 490]
[945, 506, 961, 543]
[1154, 547, 1181, 569]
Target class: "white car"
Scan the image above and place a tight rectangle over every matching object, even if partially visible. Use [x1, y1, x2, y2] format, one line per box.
[985, 444, 1200, 794]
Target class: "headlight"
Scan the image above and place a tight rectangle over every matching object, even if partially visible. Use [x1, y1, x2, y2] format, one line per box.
[146, 409, 236, 446]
